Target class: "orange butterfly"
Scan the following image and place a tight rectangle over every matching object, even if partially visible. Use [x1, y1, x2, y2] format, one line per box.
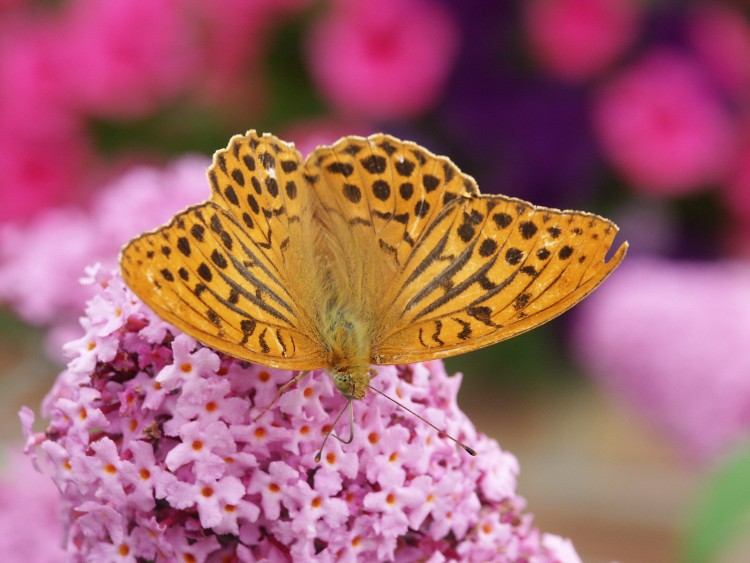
[121, 131, 627, 451]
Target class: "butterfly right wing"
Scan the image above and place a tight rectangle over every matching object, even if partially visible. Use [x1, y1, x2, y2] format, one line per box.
[304, 133, 626, 366]
[120, 132, 327, 370]
[372, 194, 627, 364]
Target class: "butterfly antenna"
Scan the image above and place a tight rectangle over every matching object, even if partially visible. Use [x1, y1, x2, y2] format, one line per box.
[369, 385, 477, 456]
[252, 370, 309, 423]
[314, 398, 354, 462]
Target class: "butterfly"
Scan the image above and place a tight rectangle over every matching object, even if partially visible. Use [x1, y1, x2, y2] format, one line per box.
[120, 130, 627, 424]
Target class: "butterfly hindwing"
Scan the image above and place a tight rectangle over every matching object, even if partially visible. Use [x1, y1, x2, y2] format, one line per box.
[306, 134, 474, 272]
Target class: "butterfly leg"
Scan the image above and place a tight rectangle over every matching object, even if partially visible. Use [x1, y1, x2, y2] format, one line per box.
[332, 398, 355, 445]
[314, 398, 354, 462]
[252, 370, 309, 423]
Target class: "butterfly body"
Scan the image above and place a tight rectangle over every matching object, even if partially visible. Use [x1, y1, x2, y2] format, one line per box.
[318, 293, 373, 399]
[120, 131, 627, 401]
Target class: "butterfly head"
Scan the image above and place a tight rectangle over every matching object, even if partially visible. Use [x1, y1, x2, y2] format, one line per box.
[331, 370, 370, 400]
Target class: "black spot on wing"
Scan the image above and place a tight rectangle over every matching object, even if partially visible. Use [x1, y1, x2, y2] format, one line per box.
[343, 184, 362, 203]
[493, 212, 513, 229]
[519, 221, 538, 240]
[281, 160, 298, 173]
[360, 154, 387, 174]
[467, 305, 500, 328]
[225, 186, 239, 206]
[191, 224, 205, 242]
[372, 180, 390, 201]
[198, 263, 212, 281]
[327, 162, 354, 176]
[478, 239, 497, 257]
[395, 159, 415, 177]
[422, 174, 440, 192]
[259, 152, 275, 169]
[231, 169, 245, 187]
[453, 317, 472, 340]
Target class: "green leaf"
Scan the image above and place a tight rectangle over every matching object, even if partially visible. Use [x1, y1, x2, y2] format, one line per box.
[682, 441, 750, 563]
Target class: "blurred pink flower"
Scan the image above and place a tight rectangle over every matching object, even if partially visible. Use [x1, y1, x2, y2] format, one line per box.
[0, 127, 90, 223]
[592, 50, 736, 196]
[283, 118, 374, 157]
[686, 3, 750, 100]
[0, 156, 210, 353]
[306, 0, 459, 120]
[185, 0, 311, 105]
[0, 20, 90, 221]
[573, 258, 750, 461]
[524, 0, 639, 81]
[0, 448, 64, 561]
[0, 0, 28, 11]
[724, 126, 750, 230]
[58, 0, 193, 117]
[23, 267, 581, 561]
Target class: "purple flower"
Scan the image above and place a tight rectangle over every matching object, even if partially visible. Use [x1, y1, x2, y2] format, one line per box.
[24, 267, 581, 561]
[573, 257, 750, 461]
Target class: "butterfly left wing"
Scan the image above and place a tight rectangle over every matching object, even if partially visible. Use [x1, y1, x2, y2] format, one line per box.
[371, 192, 627, 364]
[120, 132, 327, 370]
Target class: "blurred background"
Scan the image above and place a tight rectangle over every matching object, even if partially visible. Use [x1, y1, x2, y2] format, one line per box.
[1, 0, 750, 561]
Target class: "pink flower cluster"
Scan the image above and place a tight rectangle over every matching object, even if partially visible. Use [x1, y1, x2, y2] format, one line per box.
[23, 267, 580, 561]
[592, 49, 735, 196]
[0, 450, 64, 561]
[306, 0, 458, 119]
[0, 156, 210, 353]
[524, 0, 640, 81]
[523, 1, 750, 213]
[573, 257, 750, 461]
[0, 0, 309, 223]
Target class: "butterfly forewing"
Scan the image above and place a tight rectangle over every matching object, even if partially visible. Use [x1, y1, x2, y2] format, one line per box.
[120, 133, 328, 370]
[371, 191, 626, 363]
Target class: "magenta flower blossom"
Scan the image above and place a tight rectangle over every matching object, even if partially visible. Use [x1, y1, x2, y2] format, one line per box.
[0, 21, 91, 222]
[57, 0, 193, 117]
[306, 0, 459, 120]
[0, 156, 210, 353]
[724, 129, 750, 238]
[24, 267, 581, 561]
[282, 118, 374, 159]
[686, 3, 750, 100]
[573, 257, 750, 461]
[524, 0, 640, 81]
[592, 49, 735, 196]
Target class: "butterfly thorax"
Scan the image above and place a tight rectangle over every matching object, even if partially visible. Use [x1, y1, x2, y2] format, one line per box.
[319, 297, 372, 400]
